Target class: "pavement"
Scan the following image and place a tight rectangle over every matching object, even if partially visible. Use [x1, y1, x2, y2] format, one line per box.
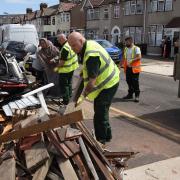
[123, 156, 180, 180]
[141, 57, 174, 76]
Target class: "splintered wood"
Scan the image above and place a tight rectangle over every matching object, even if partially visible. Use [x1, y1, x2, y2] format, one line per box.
[0, 108, 135, 180]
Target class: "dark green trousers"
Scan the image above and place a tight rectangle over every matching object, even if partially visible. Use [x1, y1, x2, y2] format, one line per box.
[93, 83, 119, 142]
[59, 71, 74, 105]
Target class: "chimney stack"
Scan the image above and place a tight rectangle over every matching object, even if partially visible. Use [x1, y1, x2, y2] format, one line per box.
[26, 8, 33, 14]
[40, 3, 48, 10]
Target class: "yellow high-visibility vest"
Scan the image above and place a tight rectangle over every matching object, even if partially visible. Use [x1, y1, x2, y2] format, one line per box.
[83, 40, 120, 101]
[55, 42, 79, 73]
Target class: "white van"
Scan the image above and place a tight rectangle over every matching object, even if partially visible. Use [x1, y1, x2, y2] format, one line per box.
[0, 24, 39, 47]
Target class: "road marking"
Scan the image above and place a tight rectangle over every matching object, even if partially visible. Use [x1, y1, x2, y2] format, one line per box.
[110, 106, 180, 142]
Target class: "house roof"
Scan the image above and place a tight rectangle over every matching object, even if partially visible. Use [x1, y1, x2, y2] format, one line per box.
[41, 7, 57, 16]
[82, 0, 104, 8]
[101, 0, 117, 5]
[58, 2, 76, 12]
[166, 17, 180, 28]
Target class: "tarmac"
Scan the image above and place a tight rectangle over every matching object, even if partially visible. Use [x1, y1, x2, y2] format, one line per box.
[141, 57, 174, 76]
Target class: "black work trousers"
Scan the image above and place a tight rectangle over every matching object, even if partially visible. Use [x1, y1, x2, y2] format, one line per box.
[93, 83, 119, 142]
[59, 71, 74, 105]
[126, 67, 140, 97]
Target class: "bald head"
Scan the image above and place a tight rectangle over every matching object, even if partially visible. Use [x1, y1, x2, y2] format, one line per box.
[68, 32, 86, 54]
[57, 34, 67, 45]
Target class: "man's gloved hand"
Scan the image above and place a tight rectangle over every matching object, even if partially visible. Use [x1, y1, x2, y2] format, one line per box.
[127, 59, 133, 67]
[54, 67, 59, 72]
[75, 94, 85, 107]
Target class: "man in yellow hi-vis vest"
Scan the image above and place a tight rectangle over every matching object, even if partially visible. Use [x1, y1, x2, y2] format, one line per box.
[68, 32, 120, 144]
[55, 34, 79, 105]
[121, 36, 141, 102]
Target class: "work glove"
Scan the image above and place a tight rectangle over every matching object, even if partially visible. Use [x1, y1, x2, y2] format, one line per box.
[75, 94, 85, 107]
[54, 67, 59, 72]
[127, 59, 133, 67]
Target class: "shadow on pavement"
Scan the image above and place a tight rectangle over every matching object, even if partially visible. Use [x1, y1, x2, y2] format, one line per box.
[112, 97, 135, 103]
[139, 108, 180, 133]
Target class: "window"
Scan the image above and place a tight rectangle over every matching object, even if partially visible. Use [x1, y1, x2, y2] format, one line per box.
[136, 0, 144, 14]
[87, 29, 99, 39]
[59, 13, 70, 23]
[87, 8, 100, 20]
[124, 1, 131, 15]
[43, 17, 51, 25]
[104, 8, 109, 19]
[150, 0, 173, 12]
[123, 26, 143, 44]
[130, 1, 136, 14]
[124, 0, 143, 15]
[148, 25, 164, 46]
[103, 29, 109, 40]
[66, 13, 70, 22]
[157, 0, 165, 11]
[165, 0, 173, 11]
[114, 6, 120, 18]
[150, 0, 158, 12]
[52, 16, 55, 25]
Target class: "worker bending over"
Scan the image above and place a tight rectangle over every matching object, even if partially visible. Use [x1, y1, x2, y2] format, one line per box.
[68, 32, 120, 144]
[55, 34, 79, 105]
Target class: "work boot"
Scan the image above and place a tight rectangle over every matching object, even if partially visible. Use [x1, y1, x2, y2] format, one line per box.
[122, 94, 133, 100]
[134, 96, 139, 103]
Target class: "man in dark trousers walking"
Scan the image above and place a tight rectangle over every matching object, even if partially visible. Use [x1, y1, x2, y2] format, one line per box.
[55, 34, 79, 105]
[121, 37, 142, 102]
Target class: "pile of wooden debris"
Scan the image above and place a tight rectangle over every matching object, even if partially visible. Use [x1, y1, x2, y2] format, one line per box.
[0, 108, 135, 180]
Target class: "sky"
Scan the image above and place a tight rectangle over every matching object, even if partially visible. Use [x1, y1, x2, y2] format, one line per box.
[0, 0, 59, 15]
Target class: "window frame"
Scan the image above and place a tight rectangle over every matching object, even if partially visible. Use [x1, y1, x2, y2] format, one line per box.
[149, 0, 173, 13]
[104, 8, 109, 19]
[114, 5, 120, 18]
[123, 26, 143, 44]
[124, 0, 143, 16]
[148, 24, 164, 47]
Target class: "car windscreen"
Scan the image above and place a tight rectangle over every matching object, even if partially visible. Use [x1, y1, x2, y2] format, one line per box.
[6, 41, 25, 52]
[97, 40, 113, 48]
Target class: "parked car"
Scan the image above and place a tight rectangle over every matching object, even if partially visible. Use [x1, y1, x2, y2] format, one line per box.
[95, 39, 122, 64]
[0, 41, 37, 73]
[0, 51, 29, 96]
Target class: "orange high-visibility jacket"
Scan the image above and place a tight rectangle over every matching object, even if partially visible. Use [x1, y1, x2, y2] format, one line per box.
[123, 45, 141, 74]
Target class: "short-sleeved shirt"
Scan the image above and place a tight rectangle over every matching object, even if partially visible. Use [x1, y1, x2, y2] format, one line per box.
[80, 41, 101, 79]
[60, 41, 69, 61]
[126, 46, 141, 62]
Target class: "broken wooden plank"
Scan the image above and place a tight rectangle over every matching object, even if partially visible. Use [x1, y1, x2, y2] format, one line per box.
[0, 114, 6, 122]
[66, 127, 82, 140]
[72, 154, 90, 180]
[56, 128, 67, 142]
[1, 123, 12, 135]
[57, 157, 78, 180]
[0, 158, 16, 180]
[24, 141, 50, 171]
[104, 151, 137, 159]
[87, 147, 115, 180]
[47, 171, 63, 180]
[64, 140, 80, 155]
[46, 131, 71, 159]
[78, 137, 99, 180]
[0, 110, 83, 143]
[32, 156, 53, 180]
